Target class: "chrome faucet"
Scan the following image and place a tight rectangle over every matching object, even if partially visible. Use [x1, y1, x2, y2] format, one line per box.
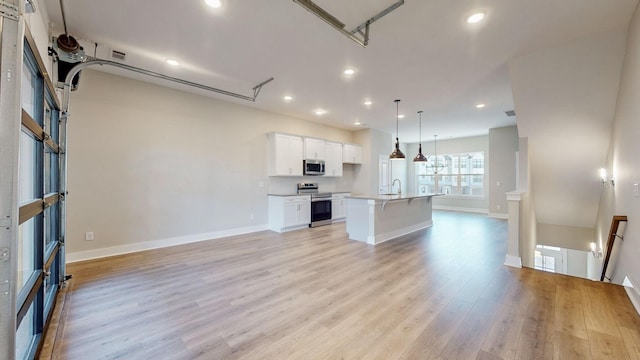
[392, 178, 402, 194]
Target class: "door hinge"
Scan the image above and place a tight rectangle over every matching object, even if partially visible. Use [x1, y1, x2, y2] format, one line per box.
[0, 248, 8, 263]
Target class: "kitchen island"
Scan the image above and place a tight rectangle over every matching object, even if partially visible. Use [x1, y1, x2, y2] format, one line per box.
[345, 193, 440, 245]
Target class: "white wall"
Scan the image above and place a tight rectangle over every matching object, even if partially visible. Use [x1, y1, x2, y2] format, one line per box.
[353, 128, 392, 196]
[537, 223, 595, 251]
[489, 126, 519, 216]
[596, 4, 640, 299]
[24, 0, 52, 75]
[509, 27, 627, 228]
[520, 192, 536, 268]
[66, 69, 358, 260]
[566, 249, 588, 279]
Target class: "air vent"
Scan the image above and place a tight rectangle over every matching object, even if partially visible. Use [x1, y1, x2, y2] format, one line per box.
[505, 110, 516, 117]
[111, 49, 126, 61]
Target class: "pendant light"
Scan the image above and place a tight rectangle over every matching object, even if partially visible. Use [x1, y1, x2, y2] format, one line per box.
[389, 99, 406, 160]
[413, 111, 427, 162]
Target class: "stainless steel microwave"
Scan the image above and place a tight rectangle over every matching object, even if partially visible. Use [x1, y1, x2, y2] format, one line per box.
[303, 159, 325, 176]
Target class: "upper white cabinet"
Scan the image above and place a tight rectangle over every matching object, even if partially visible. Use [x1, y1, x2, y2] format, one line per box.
[324, 141, 343, 177]
[343, 144, 362, 164]
[268, 132, 303, 176]
[304, 137, 325, 160]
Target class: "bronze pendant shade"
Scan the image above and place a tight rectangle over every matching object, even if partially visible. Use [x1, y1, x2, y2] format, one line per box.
[389, 99, 406, 160]
[413, 110, 427, 162]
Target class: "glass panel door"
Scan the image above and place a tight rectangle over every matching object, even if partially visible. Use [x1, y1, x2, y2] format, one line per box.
[14, 33, 65, 359]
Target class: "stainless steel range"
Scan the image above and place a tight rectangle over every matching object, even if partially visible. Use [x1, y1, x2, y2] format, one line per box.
[297, 182, 332, 227]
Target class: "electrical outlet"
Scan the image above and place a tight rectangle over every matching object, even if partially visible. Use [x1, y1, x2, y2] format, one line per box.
[496, 204, 501, 210]
[634, 183, 640, 198]
[85, 232, 94, 241]
[250, 213, 255, 220]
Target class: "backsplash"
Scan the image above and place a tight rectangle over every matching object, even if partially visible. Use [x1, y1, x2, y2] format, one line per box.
[268, 166, 356, 194]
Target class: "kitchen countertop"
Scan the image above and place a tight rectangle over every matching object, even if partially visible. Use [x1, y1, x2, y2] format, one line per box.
[267, 193, 309, 197]
[268, 191, 352, 197]
[347, 193, 442, 201]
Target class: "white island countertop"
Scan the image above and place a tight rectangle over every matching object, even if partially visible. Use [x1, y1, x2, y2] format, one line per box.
[347, 193, 441, 201]
[345, 193, 442, 245]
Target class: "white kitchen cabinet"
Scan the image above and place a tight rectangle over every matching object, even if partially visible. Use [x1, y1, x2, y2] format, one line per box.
[268, 132, 303, 176]
[268, 195, 311, 232]
[324, 141, 343, 177]
[343, 144, 362, 164]
[331, 193, 350, 222]
[304, 137, 325, 160]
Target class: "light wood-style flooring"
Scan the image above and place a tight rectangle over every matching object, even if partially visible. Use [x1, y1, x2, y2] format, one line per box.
[41, 211, 640, 359]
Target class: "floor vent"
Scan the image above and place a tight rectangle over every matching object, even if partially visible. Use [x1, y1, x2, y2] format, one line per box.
[505, 110, 516, 117]
[111, 50, 126, 61]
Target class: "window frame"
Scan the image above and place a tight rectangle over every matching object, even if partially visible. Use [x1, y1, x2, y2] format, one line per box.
[415, 151, 486, 198]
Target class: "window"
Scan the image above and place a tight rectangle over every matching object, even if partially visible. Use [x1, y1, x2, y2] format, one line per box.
[15, 302, 36, 360]
[17, 217, 37, 295]
[535, 252, 556, 272]
[534, 245, 563, 273]
[415, 152, 485, 197]
[18, 131, 40, 204]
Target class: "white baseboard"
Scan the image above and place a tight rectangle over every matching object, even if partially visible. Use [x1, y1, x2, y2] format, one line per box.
[488, 212, 508, 220]
[433, 205, 488, 214]
[368, 220, 433, 245]
[504, 254, 522, 268]
[623, 276, 640, 316]
[66, 224, 269, 263]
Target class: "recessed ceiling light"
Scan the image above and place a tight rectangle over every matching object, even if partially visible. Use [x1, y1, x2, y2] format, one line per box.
[476, 103, 486, 108]
[467, 11, 486, 23]
[314, 109, 327, 116]
[166, 59, 180, 66]
[364, 100, 372, 106]
[205, 0, 222, 8]
[355, 122, 361, 125]
[398, 114, 405, 119]
[283, 95, 293, 102]
[344, 68, 355, 75]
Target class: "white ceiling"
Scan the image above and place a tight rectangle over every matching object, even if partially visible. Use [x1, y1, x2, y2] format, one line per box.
[40, 0, 637, 143]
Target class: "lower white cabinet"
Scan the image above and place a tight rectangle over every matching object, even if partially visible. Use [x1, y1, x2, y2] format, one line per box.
[331, 193, 350, 222]
[268, 195, 311, 232]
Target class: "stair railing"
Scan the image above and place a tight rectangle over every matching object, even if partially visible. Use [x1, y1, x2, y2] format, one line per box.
[601, 215, 628, 281]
